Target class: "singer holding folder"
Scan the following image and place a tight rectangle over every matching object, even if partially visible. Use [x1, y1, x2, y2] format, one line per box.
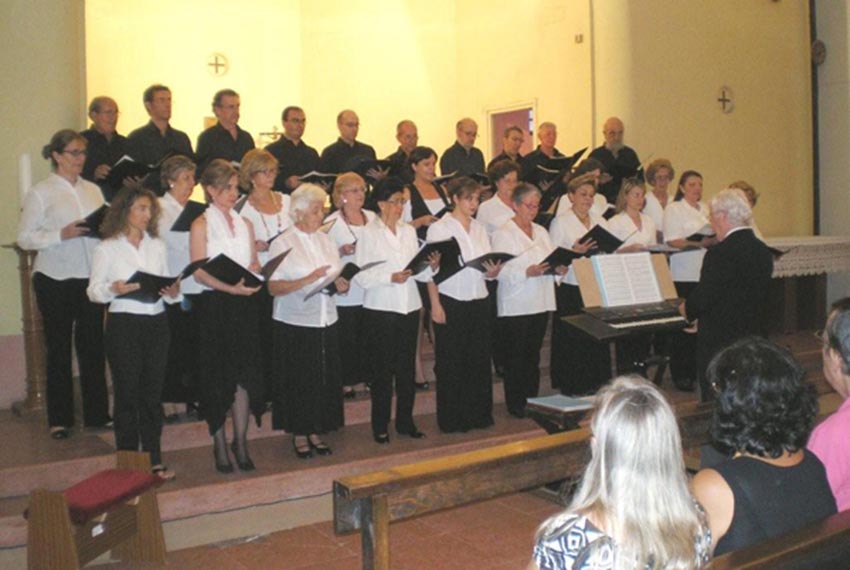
[355, 177, 439, 443]
[492, 183, 566, 418]
[549, 175, 610, 396]
[427, 176, 503, 433]
[157, 155, 203, 419]
[190, 160, 265, 474]
[88, 187, 181, 480]
[17, 129, 110, 439]
[267, 184, 348, 459]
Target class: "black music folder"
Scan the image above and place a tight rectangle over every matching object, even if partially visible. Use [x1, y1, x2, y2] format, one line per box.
[299, 171, 338, 186]
[685, 224, 715, 242]
[468, 172, 490, 186]
[353, 159, 392, 181]
[201, 254, 263, 288]
[303, 260, 385, 300]
[404, 237, 462, 279]
[170, 201, 208, 232]
[579, 225, 624, 254]
[119, 258, 208, 303]
[260, 249, 292, 281]
[535, 147, 589, 185]
[433, 171, 458, 186]
[464, 252, 515, 272]
[104, 156, 154, 190]
[78, 204, 109, 238]
[541, 247, 584, 274]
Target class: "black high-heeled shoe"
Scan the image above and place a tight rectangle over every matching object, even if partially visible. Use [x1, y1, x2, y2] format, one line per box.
[293, 438, 313, 459]
[231, 441, 256, 471]
[374, 433, 390, 444]
[214, 451, 234, 474]
[308, 436, 332, 456]
[401, 429, 426, 439]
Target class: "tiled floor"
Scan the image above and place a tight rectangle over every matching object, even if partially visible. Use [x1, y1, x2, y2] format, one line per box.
[91, 491, 561, 569]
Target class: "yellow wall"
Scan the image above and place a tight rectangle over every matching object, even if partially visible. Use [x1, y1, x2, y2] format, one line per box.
[593, 0, 813, 237]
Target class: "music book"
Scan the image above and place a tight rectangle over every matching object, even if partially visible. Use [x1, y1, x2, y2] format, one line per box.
[259, 248, 291, 281]
[591, 252, 663, 307]
[78, 204, 109, 238]
[463, 252, 515, 272]
[526, 394, 594, 413]
[541, 247, 584, 274]
[299, 171, 338, 185]
[233, 195, 248, 214]
[579, 225, 624, 254]
[320, 218, 337, 234]
[120, 258, 208, 303]
[685, 224, 715, 242]
[404, 237, 461, 277]
[170, 201, 208, 232]
[645, 243, 681, 253]
[353, 159, 392, 181]
[535, 147, 589, 184]
[601, 207, 617, 220]
[468, 172, 491, 186]
[433, 171, 458, 186]
[201, 253, 264, 288]
[104, 155, 154, 189]
[303, 260, 385, 300]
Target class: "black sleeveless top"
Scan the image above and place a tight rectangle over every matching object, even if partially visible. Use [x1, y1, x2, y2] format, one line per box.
[713, 449, 837, 556]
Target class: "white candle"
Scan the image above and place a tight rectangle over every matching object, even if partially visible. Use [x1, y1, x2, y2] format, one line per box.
[18, 153, 32, 204]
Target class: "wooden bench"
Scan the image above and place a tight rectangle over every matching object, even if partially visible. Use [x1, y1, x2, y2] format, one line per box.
[710, 508, 850, 569]
[334, 401, 714, 570]
[26, 451, 166, 570]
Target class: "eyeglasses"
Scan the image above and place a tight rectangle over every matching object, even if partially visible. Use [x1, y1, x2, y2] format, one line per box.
[520, 202, 540, 210]
[384, 198, 408, 206]
[343, 187, 365, 194]
[62, 149, 87, 157]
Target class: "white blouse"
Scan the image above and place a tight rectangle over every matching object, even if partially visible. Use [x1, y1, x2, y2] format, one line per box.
[355, 217, 432, 315]
[476, 195, 515, 237]
[643, 190, 669, 236]
[268, 227, 342, 327]
[87, 232, 180, 315]
[17, 173, 104, 279]
[663, 200, 709, 282]
[549, 209, 607, 286]
[157, 193, 202, 295]
[239, 191, 291, 265]
[325, 208, 376, 307]
[202, 206, 254, 294]
[426, 214, 491, 301]
[492, 220, 556, 317]
[554, 194, 612, 219]
[608, 211, 658, 248]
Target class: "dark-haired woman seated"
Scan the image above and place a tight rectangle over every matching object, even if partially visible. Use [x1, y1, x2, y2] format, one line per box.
[692, 337, 837, 556]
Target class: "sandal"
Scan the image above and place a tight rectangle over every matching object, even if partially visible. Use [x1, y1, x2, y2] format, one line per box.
[152, 465, 176, 481]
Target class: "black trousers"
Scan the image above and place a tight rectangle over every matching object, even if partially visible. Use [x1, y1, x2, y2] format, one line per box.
[338, 305, 371, 387]
[499, 312, 549, 414]
[671, 282, 698, 386]
[33, 273, 109, 428]
[365, 308, 419, 436]
[105, 312, 169, 466]
[433, 295, 493, 433]
[486, 280, 507, 373]
[161, 294, 200, 404]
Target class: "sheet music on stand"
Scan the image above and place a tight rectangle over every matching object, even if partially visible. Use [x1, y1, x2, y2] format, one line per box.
[591, 252, 662, 307]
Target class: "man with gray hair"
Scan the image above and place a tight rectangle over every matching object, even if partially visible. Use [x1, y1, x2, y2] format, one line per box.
[440, 117, 485, 176]
[809, 297, 850, 511]
[679, 188, 774, 401]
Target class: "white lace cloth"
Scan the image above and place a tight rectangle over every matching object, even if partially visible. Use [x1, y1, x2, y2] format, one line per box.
[766, 236, 850, 278]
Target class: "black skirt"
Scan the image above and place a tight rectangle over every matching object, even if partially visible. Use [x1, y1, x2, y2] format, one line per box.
[196, 290, 265, 435]
[272, 321, 344, 435]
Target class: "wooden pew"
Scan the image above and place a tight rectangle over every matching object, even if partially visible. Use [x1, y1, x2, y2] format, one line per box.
[334, 402, 714, 570]
[710, 509, 850, 569]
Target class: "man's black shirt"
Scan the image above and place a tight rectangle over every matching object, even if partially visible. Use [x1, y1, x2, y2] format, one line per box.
[264, 136, 320, 193]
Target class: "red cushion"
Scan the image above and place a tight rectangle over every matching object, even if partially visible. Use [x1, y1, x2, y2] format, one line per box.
[63, 469, 163, 524]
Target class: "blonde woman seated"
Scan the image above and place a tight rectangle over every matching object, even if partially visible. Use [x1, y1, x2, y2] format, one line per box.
[608, 177, 657, 251]
[531, 376, 711, 570]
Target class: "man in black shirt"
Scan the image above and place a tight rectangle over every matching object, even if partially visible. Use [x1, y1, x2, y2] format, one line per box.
[264, 106, 320, 193]
[440, 118, 485, 176]
[319, 109, 378, 175]
[487, 125, 524, 170]
[385, 120, 418, 182]
[126, 84, 194, 193]
[80, 96, 134, 201]
[588, 117, 641, 204]
[195, 89, 255, 176]
[520, 122, 564, 186]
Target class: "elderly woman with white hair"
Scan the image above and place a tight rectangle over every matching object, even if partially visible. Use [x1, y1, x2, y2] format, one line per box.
[268, 184, 349, 459]
[680, 187, 774, 401]
[530, 376, 711, 569]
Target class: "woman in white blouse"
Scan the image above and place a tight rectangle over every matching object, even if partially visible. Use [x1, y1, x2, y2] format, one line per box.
[427, 176, 503, 433]
[239, 149, 292, 405]
[663, 170, 716, 391]
[608, 177, 657, 249]
[325, 173, 376, 399]
[492, 183, 566, 418]
[88, 187, 181, 480]
[268, 184, 349, 459]
[548, 174, 610, 396]
[17, 129, 110, 439]
[644, 158, 676, 243]
[190, 160, 265, 474]
[157, 155, 202, 420]
[355, 177, 438, 443]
